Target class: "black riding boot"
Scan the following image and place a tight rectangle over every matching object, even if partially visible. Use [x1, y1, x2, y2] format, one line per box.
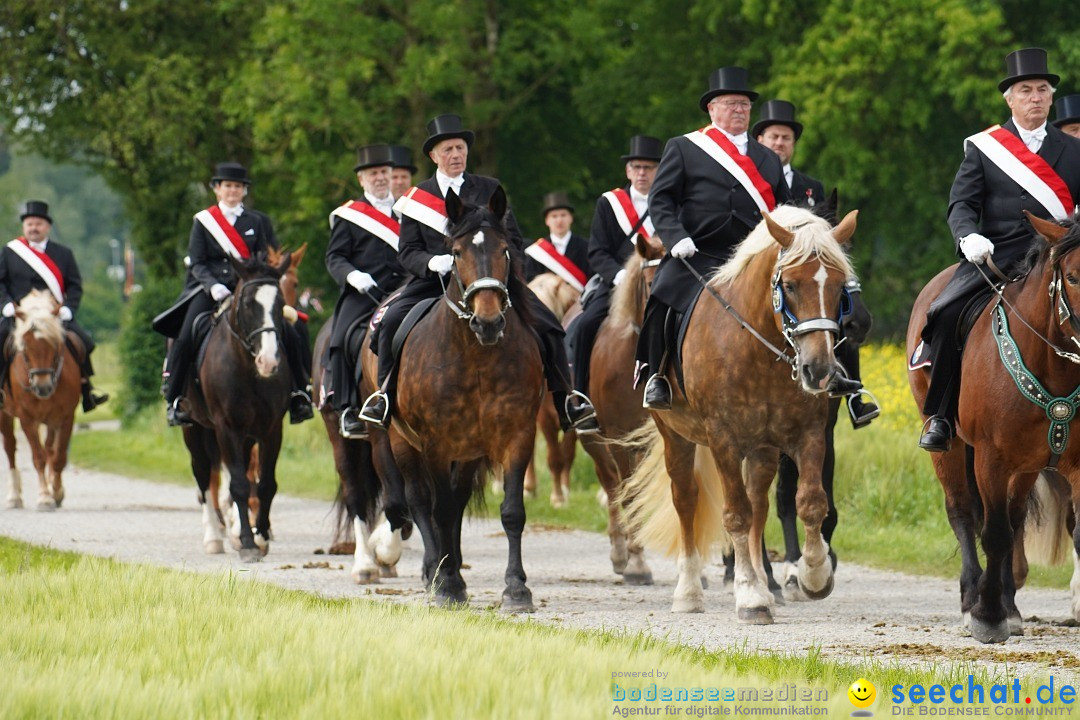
[641, 306, 676, 410]
[284, 324, 313, 425]
[164, 339, 193, 427]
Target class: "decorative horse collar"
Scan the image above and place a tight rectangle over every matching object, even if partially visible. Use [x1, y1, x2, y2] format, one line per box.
[992, 304, 1080, 462]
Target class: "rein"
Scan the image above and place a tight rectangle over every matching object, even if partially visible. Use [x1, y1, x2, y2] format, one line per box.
[439, 245, 513, 323]
[222, 278, 283, 357]
[19, 342, 64, 397]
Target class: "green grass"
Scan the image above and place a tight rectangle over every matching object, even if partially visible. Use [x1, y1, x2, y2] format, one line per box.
[67, 344, 1076, 589]
[3, 536, 1065, 720]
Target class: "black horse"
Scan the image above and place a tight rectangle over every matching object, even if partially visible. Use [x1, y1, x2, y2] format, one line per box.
[722, 277, 874, 597]
[183, 251, 293, 562]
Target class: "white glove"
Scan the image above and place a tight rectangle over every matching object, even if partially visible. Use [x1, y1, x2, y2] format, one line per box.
[210, 283, 232, 302]
[670, 238, 698, 259]
[59, 306, 73, 322]
[347, 270, 378, 294]
[959, 233, 994, 264]
[613, 269, 627, 286]
[428, 254, 454, 275]
[1, 302, 13, 318]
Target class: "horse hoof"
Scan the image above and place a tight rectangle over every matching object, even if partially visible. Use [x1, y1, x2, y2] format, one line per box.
[36, 499, 56, 512]
[770, 587, 787, 606]
[204, 539, 225, 555]
[434, 592, 469, 609]
[737, 606, 774, 625]
[671, 597, 705, 613]
[501, 588, 535, 613]
[53, 497, 63, 509]
[700, 575, 709, 590]
[623, 571, 654, 586]
[550, 497, 566, 509]
[238, 547, 262, 563]
[782, 577, 809, 603]
[798, 572, 834, 601]
[352, 568, 380, 585]
[228, 536, 243, 551]
[6, 498, 22, 509]
[969, 616, 1010, 644]
[1008, 612, 1024, 636]
[378, 564, 398, 578]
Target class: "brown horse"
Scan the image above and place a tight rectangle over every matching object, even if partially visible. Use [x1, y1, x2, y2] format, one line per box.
[623, 206, 857, 623]
[1, 290, 81, 510]
[359, 187, 544, 609]
[182, 252, 293, 561]
[907, 212, 1080, 642]
[578, 236, 664, 584]
[522, 272, 581, 506]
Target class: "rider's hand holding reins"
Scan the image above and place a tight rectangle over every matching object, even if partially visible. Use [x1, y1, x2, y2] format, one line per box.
[58, 306, 72, 322]
[210, 283, 232, 302]
[671, 238, 698, 259]
[1, 303, 12, 318]
[428, 254, 454, 275]
[960, 233, 994, 264]
[347, 270, 378, 294]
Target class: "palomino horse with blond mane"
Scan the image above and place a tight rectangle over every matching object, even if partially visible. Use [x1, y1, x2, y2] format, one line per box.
[623, 205, 857, 623]
[2, 289, 82, 510]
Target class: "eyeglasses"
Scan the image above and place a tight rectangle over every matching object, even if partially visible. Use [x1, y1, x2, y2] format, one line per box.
[714, 100, 752, 110]
[628, 163, 658, 173]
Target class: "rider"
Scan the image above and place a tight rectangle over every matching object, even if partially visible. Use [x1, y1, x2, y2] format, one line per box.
[523, 191, 591, 286]
[753, 99, 878, 427]
[326, 144, 407, 438]
[565, 136, 661, 404]
[389, 145, 417, 201]
[358, 113, 599, 434]
[918, 48, 1080, 451]
[1052, 94, 1080, 139]
[636, 67, 797, 409]
[0, 200, 109, 412]
[155, 162, 314, 427]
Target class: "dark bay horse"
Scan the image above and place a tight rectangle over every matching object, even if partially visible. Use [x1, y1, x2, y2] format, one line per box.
[182, 252, 293, 562]
[579, 235, 664, 584]
[624, 206, 858, 623]
[1, 290, 81, 510]
[907, 212, 1080, 642]
[359, 187, 545, 609]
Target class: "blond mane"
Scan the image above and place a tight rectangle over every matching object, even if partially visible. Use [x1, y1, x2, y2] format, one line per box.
[13, 290, 66, 351]
[609, 252, 650, 336]
[528, 273, 580, 320]
[709, 206, 853, 288]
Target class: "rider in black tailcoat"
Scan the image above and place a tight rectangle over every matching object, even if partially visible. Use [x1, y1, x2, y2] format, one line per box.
[522, 191, 591, 285]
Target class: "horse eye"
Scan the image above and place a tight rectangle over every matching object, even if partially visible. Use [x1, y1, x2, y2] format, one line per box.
[453, 249, 462, 257]
[782, 282, 795, 293]
[1067, 274, 1079, 286]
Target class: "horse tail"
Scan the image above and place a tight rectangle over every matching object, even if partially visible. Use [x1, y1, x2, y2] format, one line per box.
[620, 421, 728, 560]
[331, 479, 354, 550]
[1024, 472, 1072, 566]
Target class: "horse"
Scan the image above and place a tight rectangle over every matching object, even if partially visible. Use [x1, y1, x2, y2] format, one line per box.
[522, 272, 581, 506]
[907, 212, 1080, 642]
[721, 272, 875, 600]
[623, 206, 858, 623]
[181, 251, 293, 562]
[577, 236, 664, 584]
[1, 290, 82, 511]
[359, 187, 545, 609]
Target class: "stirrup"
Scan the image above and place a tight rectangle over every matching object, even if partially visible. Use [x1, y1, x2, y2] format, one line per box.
[358, 391, 390, 426]
[339, 408, 369, 440]
[564, 390, 596, 423]
[847, 388, 881, 428]
[642, 373, 672, 410]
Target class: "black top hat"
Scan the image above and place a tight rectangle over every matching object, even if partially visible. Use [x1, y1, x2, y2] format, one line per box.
[998, 48, 1060, 93]
[621, 135, 663, 163]
[210, 162, 252, 185]
[421, 114, 475, 155]
[19, 200, 52, 224]
[353, 143, 394, 172]
[541, 191, 574, 216]
[1052, 94, 1080, 128]
[389, 145, 418, 174]
[751, 100, 804, 141]
[699, 66, 758, 112]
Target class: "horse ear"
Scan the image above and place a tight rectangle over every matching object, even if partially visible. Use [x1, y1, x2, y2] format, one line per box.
[274, 251, 292, 277]
[488, 185, 507, 222]
[1025, 211, 1068, 243]
[635, 235, 649, 258]
[832, 210, 858, 246]
[291, 242, 308, 268]
[763, 212, 795, 248]
[445, 189, 464, 226]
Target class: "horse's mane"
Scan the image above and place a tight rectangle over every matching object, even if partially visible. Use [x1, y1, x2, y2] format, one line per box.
[710, 205, 853, 287]
[609, 252, 649, 336]
[13, 290, 65, 350]
[447, 205, 534, 328]
[528, 273, 579, 320]
[1023, 215, 1080, 273]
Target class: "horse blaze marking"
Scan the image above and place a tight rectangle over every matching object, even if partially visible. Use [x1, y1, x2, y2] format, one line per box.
[813, 263, 833, 343]
[472, 231, 485, 246]
[254, 285, 279, 361]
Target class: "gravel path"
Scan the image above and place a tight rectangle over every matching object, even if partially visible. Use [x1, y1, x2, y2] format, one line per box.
[2, 447, 1078, 677]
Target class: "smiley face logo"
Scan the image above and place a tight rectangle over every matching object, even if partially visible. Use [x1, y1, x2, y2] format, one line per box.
[848, 678, 876, 713]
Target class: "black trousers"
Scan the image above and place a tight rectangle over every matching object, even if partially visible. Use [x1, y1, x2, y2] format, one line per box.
[328, 291, 379, 410]
[921, 295, 968, 421]
[568, 283, 612, 393]
[635, 298, 677, 381]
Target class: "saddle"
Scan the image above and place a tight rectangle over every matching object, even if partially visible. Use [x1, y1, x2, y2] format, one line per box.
[192, 310, 218, 376]
[669, 285, 707, 393]
[391, 297, 439, 365]
[909, 287, 1000, 370]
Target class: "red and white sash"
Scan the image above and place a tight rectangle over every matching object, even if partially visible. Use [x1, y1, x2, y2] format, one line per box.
[330, 200, 401, 251]
[7, 237, 64, 303]
[524, 239, 587, 292]
[683, 127, 777, 213]
[602, 188, 654, 243]
[194, 206, 251, 259]
[965, 125, 1075, 220]
[392, 186, 449, 236]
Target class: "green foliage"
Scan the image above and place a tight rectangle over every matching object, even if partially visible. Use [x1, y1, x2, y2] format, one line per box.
[117, 276, 180, 419]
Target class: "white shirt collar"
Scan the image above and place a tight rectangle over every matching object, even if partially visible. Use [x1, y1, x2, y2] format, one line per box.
[783, 164, 793, 188]
[436, 170, 465, 197]
[217, 201, 244, 224]
[629, 186, 649, 216]
[28, 238, 48, 252]
[549, 231, 571, 255]
[713, 123, 748, 154]
[1014, 119, 1048, 152]
[364, 191, 394, 216]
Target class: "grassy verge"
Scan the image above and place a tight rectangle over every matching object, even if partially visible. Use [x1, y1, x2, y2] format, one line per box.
[66, 344, 1075, 589]
[1, 536, 1060, 720]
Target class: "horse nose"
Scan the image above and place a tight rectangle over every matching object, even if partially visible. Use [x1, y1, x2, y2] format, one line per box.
[469, 314, 506, 346]
[254, 352, 279, 377]
[799, 361, 833, 392]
